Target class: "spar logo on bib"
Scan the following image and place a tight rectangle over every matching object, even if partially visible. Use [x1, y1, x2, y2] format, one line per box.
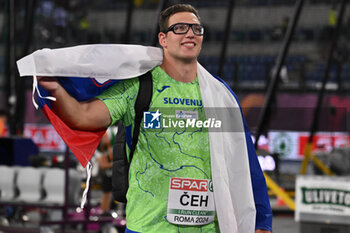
[171, 178, 210, 192]
[167, 177, 216, 226]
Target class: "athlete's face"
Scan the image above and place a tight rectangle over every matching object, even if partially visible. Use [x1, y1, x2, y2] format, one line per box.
[159, 12, 203, 63]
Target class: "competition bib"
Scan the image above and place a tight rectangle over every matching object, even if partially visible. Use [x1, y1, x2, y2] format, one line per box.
[167, 177, 215, 225]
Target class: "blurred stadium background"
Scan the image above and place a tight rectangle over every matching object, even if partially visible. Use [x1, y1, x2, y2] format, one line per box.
[0, 0, 349, 232]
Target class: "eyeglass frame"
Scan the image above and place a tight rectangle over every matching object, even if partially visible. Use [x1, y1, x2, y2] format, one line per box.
[164, 23, 204, 36]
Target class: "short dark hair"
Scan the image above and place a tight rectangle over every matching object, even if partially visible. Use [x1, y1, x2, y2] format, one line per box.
[159, 4, 200, 33]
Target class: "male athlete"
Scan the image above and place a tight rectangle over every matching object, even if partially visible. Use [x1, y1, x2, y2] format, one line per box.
[38, 4, 272, 233]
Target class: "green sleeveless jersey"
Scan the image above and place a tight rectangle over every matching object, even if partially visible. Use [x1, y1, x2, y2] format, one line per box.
[97, 66, 219, 233]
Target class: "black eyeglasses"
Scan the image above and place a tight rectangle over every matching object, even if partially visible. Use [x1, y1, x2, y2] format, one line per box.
[164, 23, 204, 36]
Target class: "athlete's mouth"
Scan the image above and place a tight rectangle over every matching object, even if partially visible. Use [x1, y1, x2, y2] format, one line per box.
[181, 42, 196, 48]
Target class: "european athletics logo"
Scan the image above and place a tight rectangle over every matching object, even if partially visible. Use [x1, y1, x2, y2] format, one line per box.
[143, 110, 161, 129]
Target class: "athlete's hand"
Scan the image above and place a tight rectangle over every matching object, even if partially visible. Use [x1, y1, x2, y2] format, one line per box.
[255, 229, 271, 233]
[37, 76, 60, 92]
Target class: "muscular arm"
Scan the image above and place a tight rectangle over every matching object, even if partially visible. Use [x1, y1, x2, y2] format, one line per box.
[38, 77, 111, 130]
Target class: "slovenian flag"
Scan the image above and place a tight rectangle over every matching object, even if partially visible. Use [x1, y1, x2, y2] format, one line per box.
[36, 77, 119, 167]
[17, 44, 163, 168]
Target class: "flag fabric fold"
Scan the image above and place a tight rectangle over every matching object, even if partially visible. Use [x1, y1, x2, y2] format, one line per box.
[17, 44, 163, 80]
[17, 44, 256, 233]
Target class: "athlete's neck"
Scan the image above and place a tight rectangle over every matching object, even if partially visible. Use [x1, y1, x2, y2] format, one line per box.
[160, 58, 197, 83]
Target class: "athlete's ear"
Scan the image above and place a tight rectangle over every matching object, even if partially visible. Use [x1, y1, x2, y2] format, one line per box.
[158, 32, 167, 49]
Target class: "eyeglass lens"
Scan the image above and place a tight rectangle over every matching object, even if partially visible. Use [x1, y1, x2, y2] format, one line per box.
[172, 23, 203, 35]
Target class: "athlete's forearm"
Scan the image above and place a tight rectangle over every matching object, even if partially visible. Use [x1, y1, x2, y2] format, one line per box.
[38, 77, 111, 130]
[50, 84, 88, 129]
